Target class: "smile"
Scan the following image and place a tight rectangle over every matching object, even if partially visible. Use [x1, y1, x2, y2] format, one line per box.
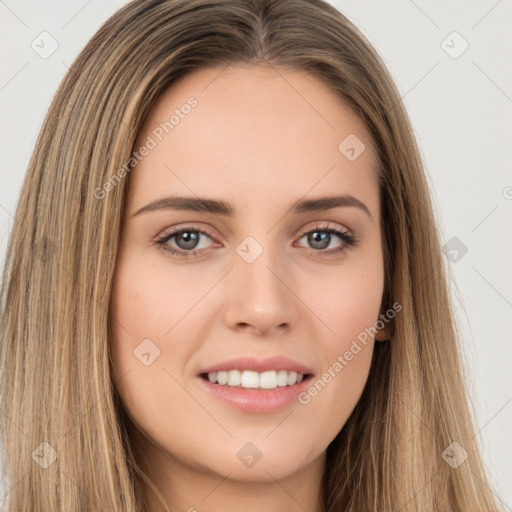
[202, 369, 305, 389]
[198, 372, 313, 413]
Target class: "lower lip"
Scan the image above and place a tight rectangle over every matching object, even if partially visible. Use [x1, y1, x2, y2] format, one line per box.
[197, 375, 313, 413]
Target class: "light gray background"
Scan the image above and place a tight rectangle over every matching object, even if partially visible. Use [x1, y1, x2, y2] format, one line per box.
[0, 0, 511, 509]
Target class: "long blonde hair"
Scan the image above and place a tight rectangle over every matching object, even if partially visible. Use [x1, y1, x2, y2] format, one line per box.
[0, 0, 503, 510]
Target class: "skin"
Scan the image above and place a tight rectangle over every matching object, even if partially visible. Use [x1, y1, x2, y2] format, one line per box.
[110, 64, 390, 512]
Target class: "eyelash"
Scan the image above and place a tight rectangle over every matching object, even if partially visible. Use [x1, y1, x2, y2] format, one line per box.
[154, 223, 358, 260]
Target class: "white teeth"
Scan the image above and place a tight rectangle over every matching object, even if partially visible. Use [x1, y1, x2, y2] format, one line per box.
[241, 370, 259, 388]
[287, 371, 298, 385]
[276, 370, 288, 387]
[206, 369, 306, 388]
[259, 370, 277, 389]
[227, 370, 241, 386]
[217, 371, 228, 385]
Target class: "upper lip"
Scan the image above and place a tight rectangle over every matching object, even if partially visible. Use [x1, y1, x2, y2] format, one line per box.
[199, 356, 314, 375]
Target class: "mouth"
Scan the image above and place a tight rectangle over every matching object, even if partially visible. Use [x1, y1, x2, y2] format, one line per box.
[197, 355, 315, 412]
[197, 371, 314, 413]
[199, 370, 314, 389]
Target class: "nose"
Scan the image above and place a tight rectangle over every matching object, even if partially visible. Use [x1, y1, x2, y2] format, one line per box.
[223, 245, 299, 337]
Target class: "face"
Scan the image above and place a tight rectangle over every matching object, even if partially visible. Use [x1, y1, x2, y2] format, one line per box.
[110, 64, 388, 488]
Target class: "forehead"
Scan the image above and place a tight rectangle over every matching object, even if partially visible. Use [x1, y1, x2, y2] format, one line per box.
[127, 64, 379, 217]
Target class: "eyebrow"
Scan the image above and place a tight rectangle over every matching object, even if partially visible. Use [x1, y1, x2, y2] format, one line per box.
[132, 194, 373, 221]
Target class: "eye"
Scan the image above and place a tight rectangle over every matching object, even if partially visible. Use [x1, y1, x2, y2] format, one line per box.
[154, 223, 358, 259]
[295, 222, 358, 258]
[154, 226, 218, 259]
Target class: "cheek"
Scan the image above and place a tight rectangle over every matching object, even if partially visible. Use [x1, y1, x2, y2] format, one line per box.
[109, 243, 220, 375]
[109, 256, 205, 460]
[296, 323, 376, 448]
[108, 247, 212, 418]
[110, 256, 205, 339]
[295, 254, 383, 437]
[305, 253, 384, 345]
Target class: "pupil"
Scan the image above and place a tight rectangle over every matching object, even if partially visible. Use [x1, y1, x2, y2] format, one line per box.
[309, 231, 330, 250]
[177, 231, 199, 250]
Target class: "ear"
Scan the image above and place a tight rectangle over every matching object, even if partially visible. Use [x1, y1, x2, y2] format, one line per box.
[375, 325, 391, 342]
[374, 311, 393, 342]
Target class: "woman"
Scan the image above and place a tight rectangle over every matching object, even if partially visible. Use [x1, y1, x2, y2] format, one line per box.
[0, 0, 503, 510]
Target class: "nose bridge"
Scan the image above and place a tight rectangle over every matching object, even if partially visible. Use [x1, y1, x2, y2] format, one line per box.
[236, 233, 288, 301]
[224, 232, 298, 333]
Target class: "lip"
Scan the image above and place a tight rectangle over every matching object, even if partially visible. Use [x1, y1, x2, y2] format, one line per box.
[199, 355, 314, 375]
[197, 373, 314, 413]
